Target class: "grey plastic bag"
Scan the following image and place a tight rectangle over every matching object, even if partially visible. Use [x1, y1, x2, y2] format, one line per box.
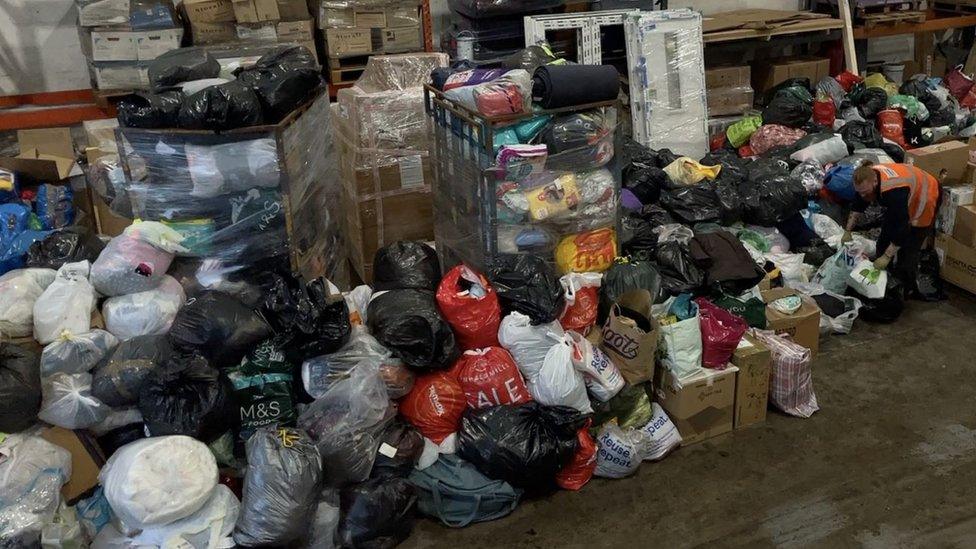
[233, 426, 324, 547]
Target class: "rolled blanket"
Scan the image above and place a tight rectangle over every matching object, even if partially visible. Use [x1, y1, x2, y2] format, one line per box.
[533, 65, 620, 109]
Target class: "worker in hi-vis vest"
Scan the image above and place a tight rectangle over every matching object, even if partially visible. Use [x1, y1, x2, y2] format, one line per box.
[842, 162, 942, 297]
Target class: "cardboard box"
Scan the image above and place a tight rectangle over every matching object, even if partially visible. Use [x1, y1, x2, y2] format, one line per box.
[237, 21, 278, 40]
[705, 65, 750, 89]
[320, 6, 355, 28]
[707, 87, 754, 117]
[182, 0, 236, 23]
[355, 10, 387, 28]
[91, 30, 138, 61]
[325, 28, 373, 57]
[381, 26, 421, 53]
[78, 0, 130, 26]
[761, 287, 821, 354]
[937, 184, 975, 234]
[92, 61, 149, 89]
[39, 427, 105, 503]
[906, 140, 971, 185]
[386, 6, 420, 28]
[93, 194, 134, 236]
[936, 233, 976, 295]
[753, 57, 830, 94]
[135, 28, 183, 61]
[952, 205, 976, 248]
[277, 0, 309, 21]
[190, 20, 238, 44]
[731, 334, 771, 430]
[0, 128, 79, 184]
[654, 366, 738, 446]
[277, 18, 313, 41]
[232, 0, 279, 22]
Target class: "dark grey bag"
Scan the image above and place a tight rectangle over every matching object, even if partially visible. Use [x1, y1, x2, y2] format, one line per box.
[408, 454, 522, 528]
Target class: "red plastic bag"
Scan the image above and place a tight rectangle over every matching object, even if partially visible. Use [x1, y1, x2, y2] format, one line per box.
[812, 95, 836, 127]
[450, 347, 532, 409]
[694, 298, 747, 369]
[436, 264, 501, 351]
[555, 420, 596, 491]
[945, 65, 975, 99]
[877, 109, 907, 148]
[558, 272, 602, 334]
[399, 371, 467, 443]
[962, 86, 976, 109]
[834, 71, 863, 92]
[738, 144, 755, 158]
[710, 133, 727, 152]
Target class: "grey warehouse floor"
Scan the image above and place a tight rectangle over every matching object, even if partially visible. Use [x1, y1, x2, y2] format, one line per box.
[405, 288, 976, 549]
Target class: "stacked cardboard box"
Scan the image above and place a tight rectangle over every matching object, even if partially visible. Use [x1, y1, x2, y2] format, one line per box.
[752, 56, 830, 95]
[182, 0, 317, 60]
[77, 0, 184, 90]
[705, 65, 754, 117]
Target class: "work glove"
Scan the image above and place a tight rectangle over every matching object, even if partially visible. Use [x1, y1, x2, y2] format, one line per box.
[841, 231, 853, 244]
[873, 254, 891, 271]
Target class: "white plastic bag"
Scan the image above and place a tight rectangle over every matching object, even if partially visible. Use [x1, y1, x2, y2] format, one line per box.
[567, 332, 624, 402]
[745, 225, 790, 253]
[765, 252, 813, 286]
[637, 403, 682, 461]
[40, 329, 118, 376]
[498, 312, 565, 381]
[848, 259, 888, 299]
[813, 246, 862, 294]
[37, 372, 109, 430]
[0, 268, 56, 337]
[32, 261, 96, 344]
[789, 134, 848, 165]
[529, 335, 592, 414]
[807, 213, 844, 242]
[594, 423, 646, 479]
[658, 307, 703, 380]
[0, 434, 72, 544]
[103, 275, 186, 340]
[100, 436, 219, 531]
[795, 283, 863, 335]
[344, 285, 374, 326]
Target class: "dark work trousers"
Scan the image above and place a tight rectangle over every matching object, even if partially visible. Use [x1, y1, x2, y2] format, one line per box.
[876, 226, 930, 295]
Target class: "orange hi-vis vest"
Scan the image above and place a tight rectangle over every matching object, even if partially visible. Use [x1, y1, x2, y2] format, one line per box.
[871, 163, 941, 227]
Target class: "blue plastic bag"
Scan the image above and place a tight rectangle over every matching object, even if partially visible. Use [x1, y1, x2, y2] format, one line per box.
[0, 203, 30, 243]
[824, 165, 857, 201]
[36, 184, 75, 230]
[0, 230, 51, 275]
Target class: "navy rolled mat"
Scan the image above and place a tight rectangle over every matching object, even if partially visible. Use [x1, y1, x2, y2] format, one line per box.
[532, 64, 620, 109]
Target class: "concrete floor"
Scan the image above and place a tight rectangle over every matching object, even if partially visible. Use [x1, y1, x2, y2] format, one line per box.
[405, 288, 976, 548]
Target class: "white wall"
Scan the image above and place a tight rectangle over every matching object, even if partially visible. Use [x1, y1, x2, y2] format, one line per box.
[0, 0, 90, 95]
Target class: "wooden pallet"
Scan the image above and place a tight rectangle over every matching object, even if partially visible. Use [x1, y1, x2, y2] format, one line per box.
[862, 9, 927, 27]
[855, 0, 922, 16]
[326, 54, 369, 85]
[933, 0, 976, 13]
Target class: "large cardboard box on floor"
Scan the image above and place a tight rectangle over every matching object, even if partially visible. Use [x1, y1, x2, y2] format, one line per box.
[752, 57, 829, 94]
[39, 427, 105, 503]
[761, 287, 821, 355]
[952, 204, 976, 248]
[936, 233, 976, 294]
[654, 366, 738, 446]
[731, 333, 771, 430]
[905, 140, 973, 185]
[937, 184, 975, 234]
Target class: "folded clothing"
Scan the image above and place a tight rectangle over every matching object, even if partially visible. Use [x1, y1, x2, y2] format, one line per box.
[533, 65, 620, 109]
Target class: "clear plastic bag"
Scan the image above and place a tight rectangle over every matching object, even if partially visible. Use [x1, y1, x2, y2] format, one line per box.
[40, 329, 118, 376]
[301, 329, 414, 400]
[91, 223, 185, 297]
[38, 372, 109, 429]
[0, 268, 56, 338]
[103, 275, 186, 340]
[0, 434, 72, 546]
[92, 334, 171, 407]
[32, 261, 96, 345]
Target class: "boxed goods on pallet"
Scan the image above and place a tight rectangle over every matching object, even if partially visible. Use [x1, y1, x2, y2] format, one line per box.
[705, 65, 754, 117]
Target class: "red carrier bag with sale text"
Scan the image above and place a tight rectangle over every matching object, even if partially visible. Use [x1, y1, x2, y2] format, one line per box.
[555, 420, 596, 491]
[436, 264, 502, 351]
[451, 347, 532, 409]
[399, 371, 467, 443]
[694, 297, 747, 369]
[558, 272, 602, 334]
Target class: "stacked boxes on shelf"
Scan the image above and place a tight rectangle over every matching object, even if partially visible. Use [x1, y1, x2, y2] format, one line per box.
[316, 1, 424, 86]
[181, 0, 317, 60]
[704, 65, 754, 117]
[76, 0, 184, 91]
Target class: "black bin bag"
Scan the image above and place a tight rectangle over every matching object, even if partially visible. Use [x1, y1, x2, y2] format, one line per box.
[236, 45, 323, 122]
[26, 226, 105, 269]
[660, 184, 722, 225]
[599, 258, 661, 319]
[740, 175, 808, 227]
[655, 240, 706, 297]
[92, 334, 172, 407]
[0, 343, 41, 433]
[148, 47, 221, 91]
[260, 273, 351, 362]
[457, 402, 586, 490]
[854, 87, 888, 119]
[366, 289, 459, 372]
[762, 92, 813, 128]
[178, 80, 264, 131]
[840, 120, 883, 151]
[487, 254, 564, 325]
[338, 472, 417, 549]
[233, 426, 324, 548]
[116, 90, 184, 128]
[848, 275, 904, 323]
[373, 241, 441, 291]
[620, 214, 657, 262]
[168, 290, 273, 369]
[138, 352, 237, 442]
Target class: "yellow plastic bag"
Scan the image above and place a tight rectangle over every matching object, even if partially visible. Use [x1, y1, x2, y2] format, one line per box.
[526, 174, 581, 221]
[864, 73, 899, 97]
[662, 157, 722, 186]
[555, 227, 617, 274]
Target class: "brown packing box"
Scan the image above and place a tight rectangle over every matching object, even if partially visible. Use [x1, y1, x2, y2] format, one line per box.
[936, 233, 976, 295]
[707, 87, 754, 117]
[355, 10, 387, 28]
[0, 128, 78, 183]
[600, 290, 659, 385]
[276, 0, 309, 21]
[761, 287, 821, 354]
[752, 57, 830, 94]
[325, 28, 373, 57]
[731, 333, 771, 430]
[182, 0, 236, 23]
[905, 140, 972, 185]
[654, 366, 738, 446]
[381, 26, 421, 53]
[705, 65, 750, 89]
[232, 0, 280, 23]
[190, 20, 238, 44]
[39, 427, 105, 503]
[952, 205, 976, 248]
[387, 6, 420, 27]
[321, 7, 355, 28]
[277, 19, 313, 41]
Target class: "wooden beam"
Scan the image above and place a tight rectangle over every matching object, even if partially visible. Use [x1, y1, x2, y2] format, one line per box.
[838, 0, 859, 75]
[852, 12, 976, 38]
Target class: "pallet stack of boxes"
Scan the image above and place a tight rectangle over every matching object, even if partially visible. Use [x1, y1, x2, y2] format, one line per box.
[316, 1, 424, 86]
[930, 139, 976, 295]
[76, 0, 184, 92]
[180, 0, 318, 60]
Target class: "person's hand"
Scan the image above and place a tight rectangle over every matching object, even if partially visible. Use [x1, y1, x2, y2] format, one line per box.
[841, 231, 853, 244]
[873, 254, 891, 270]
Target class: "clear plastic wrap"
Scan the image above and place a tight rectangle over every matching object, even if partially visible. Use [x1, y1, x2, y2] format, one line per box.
[319, 0, 422, 29]
[102, 274, 186, 340]
[38, 372, 110, 429]
[0, 434, 72, 547]
[448, 0, 568, 18]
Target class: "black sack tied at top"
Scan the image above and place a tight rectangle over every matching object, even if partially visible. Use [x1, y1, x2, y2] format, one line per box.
[487, 254, 564, 325]
[655, 240, 706, 297]
[116, 90, 185, 129]
[337, 471, 417, 549]
[839, 120, 883, 151]
[0, 343, 42, 433]
[366, 289, 459, 372]
[168, 290, 273, 369]
[457, 402, 586, 490]
[148, 47, 221, 91]
[235, 45, 323, 123]
[260, 273, 351, 362]
[854, 87, 888, 119]
[761, 91, 813, 129]
[26, 226, 105, 270]
[740, 174, 808, 226]
[373, 241, 441, 292]
[138, 352, 237, 442]
[178, 80, 264, 131]
[659, 183, 722, 225]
